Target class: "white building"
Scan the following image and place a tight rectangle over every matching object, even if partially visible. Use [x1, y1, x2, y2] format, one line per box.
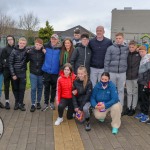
[111, 7, 150, 43]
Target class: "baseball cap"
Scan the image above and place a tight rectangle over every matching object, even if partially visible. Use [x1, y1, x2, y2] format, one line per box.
[51, 34, 59, 39]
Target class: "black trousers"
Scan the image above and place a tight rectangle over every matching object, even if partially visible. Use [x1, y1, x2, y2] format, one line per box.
[58, 98, 74, 119]
[3, 68, 14, 100]
[12, 76, 26, 105]
[43, 73, 58, 104]
[138, 84, 150, 115]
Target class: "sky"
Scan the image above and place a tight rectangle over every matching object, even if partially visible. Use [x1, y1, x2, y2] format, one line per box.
[1, 0, 150, 38]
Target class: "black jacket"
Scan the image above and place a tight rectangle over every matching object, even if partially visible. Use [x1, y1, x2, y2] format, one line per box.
[89, 37, 112, 69]
[0, 48, 3, 73]
[9, 46, 27, 76]
[126, 51, 141, 80]
[72, 79, 92, 111]
[1, 44, 14, 68]
[70, 44, 91, 75]
[27, 47, 45, 76]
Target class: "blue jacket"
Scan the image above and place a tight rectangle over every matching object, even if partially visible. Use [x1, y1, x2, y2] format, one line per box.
[42, 42, 61, 74]
[90, 81, 119, 109]
[89, 37, 112, 69]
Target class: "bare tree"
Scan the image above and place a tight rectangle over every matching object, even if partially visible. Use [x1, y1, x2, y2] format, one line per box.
[0, 11, 16, 36]
[19, 12, 40, 42]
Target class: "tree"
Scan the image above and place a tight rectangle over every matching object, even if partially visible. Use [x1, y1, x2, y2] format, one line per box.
[0, 11, 16, 36]
[19, 12, 39, 44]
[38, 21, 54, 43]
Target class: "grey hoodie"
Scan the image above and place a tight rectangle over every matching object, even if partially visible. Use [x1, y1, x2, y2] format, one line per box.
[104, 43, 129, 73]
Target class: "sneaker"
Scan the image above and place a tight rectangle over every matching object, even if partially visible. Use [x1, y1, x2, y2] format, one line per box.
[112, 128, 118, 135]
[30, 105, 36, 112]
[37, 103, 41, 109]
[134, 113, 144, 119]
[0, 102, 4, 108]
[140, 115, 149, 123]
[146, 120, 150, 125]
[99, 118, 105, 122]
[41, 104, 49, 111]
[50, 102, 55, 110]
[5, 102, 10, 109]
[54, 117, 63, 125]
[19, 104, 26, 111]
[123, 108, 130, 115]
[14, 103, 19, 110]
[128, 109, 136, 116]
[85, 122, 91, 131]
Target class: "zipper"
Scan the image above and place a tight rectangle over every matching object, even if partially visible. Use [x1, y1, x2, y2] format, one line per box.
[118, 46, 121, 73]
[36, 51, 39, 73]
[84, 47, 87, 66]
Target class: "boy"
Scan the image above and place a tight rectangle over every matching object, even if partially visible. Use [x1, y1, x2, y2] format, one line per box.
[134, 46, 150, 122]
[1, 35, 15, 109]
[42, 34, 61, 111]
[70, 33, 91, 75]
[104, 32, 129, 106]
[124, 41, 141, 116]
[27, 38, 45, 112]
[9, 37, 27, 111]
[72, 28, 81, 48]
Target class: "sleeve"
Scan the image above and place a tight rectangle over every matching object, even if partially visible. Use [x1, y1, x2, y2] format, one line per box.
[90, 85, 98, 108]
[0, 48, 7, 67]
[56, 77, 62, 104]
[104, 84, 119, 109]
[79, 81, 93, 111]
[104, 47, 111, 72]
[72, 82, 79, 109]
[70, 48, 78, 72]
[9, 50, 16, 76]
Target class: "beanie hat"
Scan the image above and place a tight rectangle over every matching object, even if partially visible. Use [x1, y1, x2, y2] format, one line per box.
[35, 38, 43, 45]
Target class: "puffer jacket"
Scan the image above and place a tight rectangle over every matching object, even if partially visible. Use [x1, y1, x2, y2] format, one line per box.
[0, 48, 3, 73]
[9, 45, 27, 76]
[72, 79, 92, 111]
[27, 47, 45, 76]
[56, 70, 76, 104]
[42, 42, 61, 74]
[104, 43, 129, 73]
[70, 43, 91, 75]
[126, 51, 141, 80]
[90, 81, 119, 109]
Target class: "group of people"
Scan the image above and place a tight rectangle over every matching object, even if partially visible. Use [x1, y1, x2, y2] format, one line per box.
[0, 25, 150, 135]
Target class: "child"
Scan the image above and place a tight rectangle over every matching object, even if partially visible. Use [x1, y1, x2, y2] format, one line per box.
[55, 63, 76, 125]
[71, 33, 91, 75]
[72, 66, 92, 131]
[27, 38, 45, 112]
[72, 28, 81, 48]
[9, 37, 27, 111]
[124, 41, 141, 116]
[134, 46, 150, 122]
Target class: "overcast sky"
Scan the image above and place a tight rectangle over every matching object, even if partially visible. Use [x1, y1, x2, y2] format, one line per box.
[1, 0, 150, 37]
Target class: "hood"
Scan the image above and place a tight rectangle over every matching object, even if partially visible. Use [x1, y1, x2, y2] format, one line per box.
[14, 45, 26, 52]
[44, 41, 61, 49]
[77, 43, 89, 48]
[113, 42, 127, 48]
[59, 70, 76, 80]
[6, 35, 15, 46]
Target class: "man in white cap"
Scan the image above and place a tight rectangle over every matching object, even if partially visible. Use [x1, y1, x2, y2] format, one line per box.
[42, 34, 61, 111]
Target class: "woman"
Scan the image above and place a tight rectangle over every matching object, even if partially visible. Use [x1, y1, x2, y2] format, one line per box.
[72, 66, 92, 131]
[90, 72, 122, 134]
[60, 38, 74, 68]
[55, 63, 76, 125]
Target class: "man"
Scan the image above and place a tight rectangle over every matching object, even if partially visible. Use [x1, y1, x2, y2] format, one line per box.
[1, 35, 15, 109]
[42, 34, 61, 111]
[89, 26, 112, 87]
[104, 32, 129, 106]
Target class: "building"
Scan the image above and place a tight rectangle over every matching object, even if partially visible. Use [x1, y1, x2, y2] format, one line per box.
[55, 25, 95, 40]
[111, 7, 150, 43]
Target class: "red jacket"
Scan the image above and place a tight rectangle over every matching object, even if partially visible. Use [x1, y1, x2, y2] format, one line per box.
[56, 71, 76, 104]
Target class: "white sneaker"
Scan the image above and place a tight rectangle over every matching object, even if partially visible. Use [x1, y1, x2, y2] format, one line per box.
[54, 117, 63, 125]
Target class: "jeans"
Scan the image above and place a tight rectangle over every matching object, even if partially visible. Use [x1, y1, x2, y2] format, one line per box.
[30, 73, 43, 105]
[12, 75, 26, 105]
[0, 73, 3, 97]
